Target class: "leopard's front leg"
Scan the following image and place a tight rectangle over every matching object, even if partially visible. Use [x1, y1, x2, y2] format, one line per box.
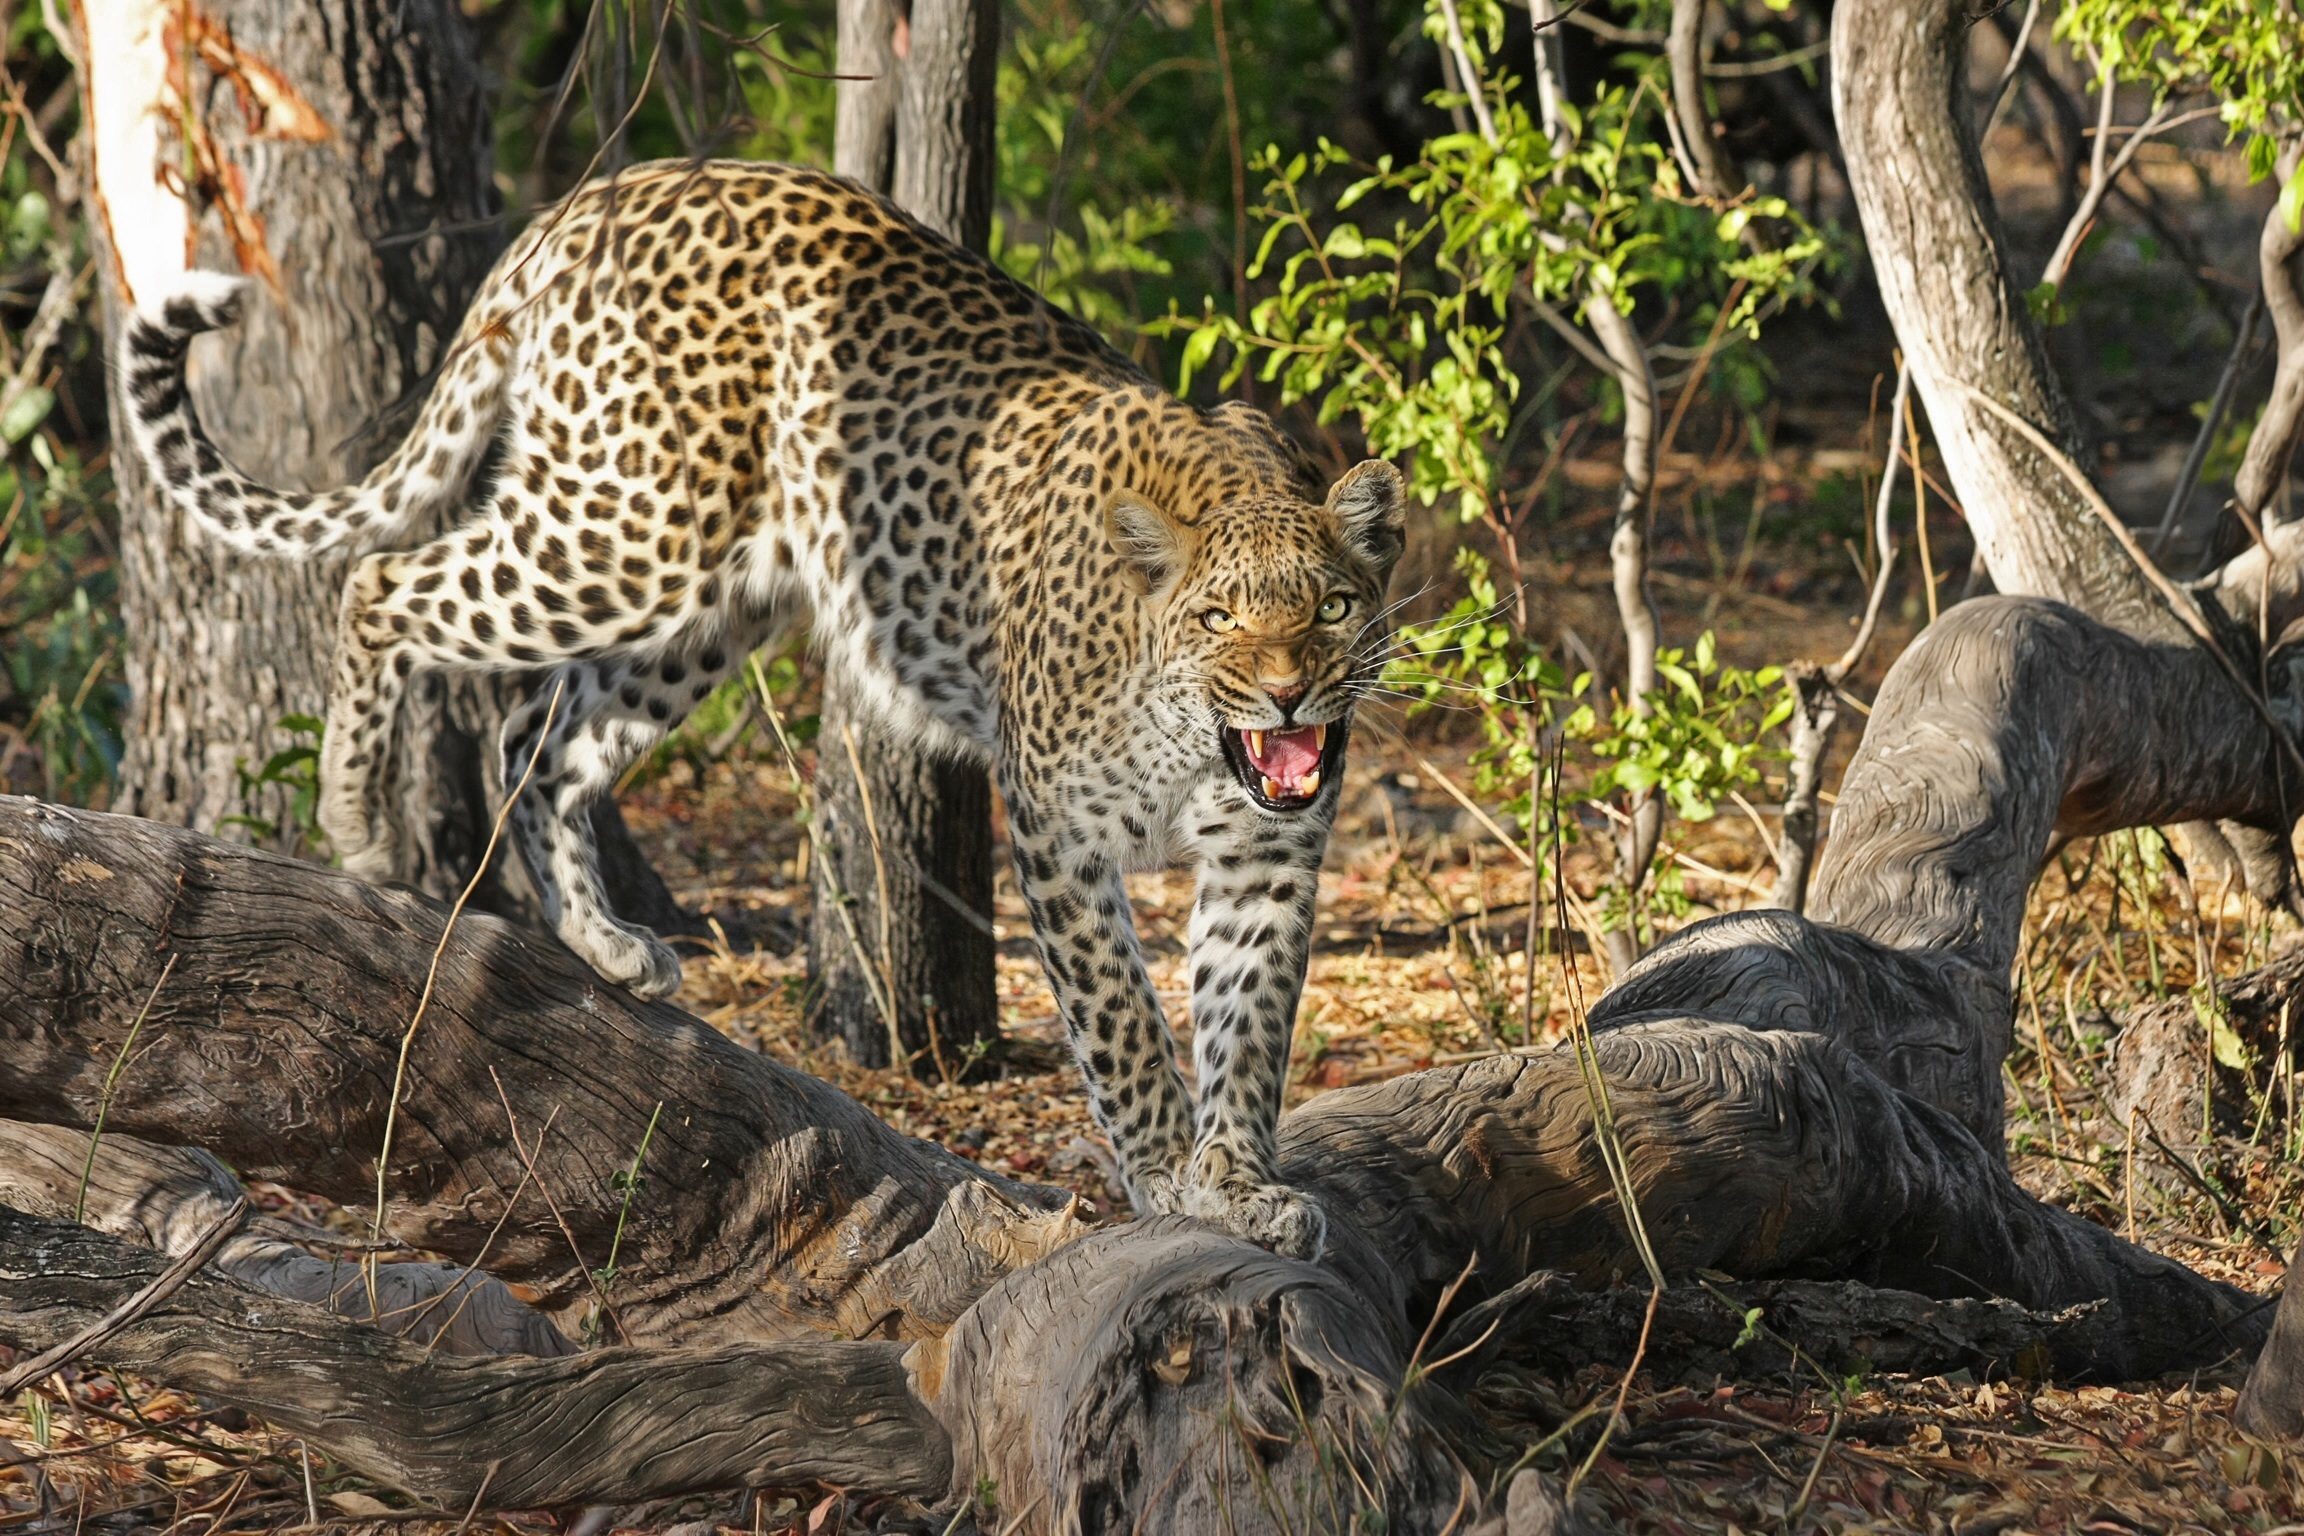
[1007, 810, 1197, 1213]
[1179, 800, 1331, 1258]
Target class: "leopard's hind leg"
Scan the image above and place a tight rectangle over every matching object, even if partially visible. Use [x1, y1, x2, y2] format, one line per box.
[499, 639, 755, 997]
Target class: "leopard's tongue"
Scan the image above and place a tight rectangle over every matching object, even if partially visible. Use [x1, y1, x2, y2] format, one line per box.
[1241, 724, 1325, 799]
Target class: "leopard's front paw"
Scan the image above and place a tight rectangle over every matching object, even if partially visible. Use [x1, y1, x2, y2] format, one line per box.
[1184, 1180, 1328, 1261]
[563, 915, 685, 999]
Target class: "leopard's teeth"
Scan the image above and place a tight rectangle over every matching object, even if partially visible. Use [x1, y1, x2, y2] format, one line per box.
[1262, 775, 1283, 800]
[1301, 769, 1322, 797]
[1313, 723, 1327, 750]
[1249, 729, 1265, 760]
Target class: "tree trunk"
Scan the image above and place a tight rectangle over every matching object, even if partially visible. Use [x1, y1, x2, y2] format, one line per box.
[2234, 140, 2303, 534]
[812, 0, 1002, 1072]
[1831, 0, 2175, 644]
[80, 0, 678, 925]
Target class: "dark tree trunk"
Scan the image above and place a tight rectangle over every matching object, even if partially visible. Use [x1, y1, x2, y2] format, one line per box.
[811, 0, 1001, 1072]
[82, 0, 678, 926]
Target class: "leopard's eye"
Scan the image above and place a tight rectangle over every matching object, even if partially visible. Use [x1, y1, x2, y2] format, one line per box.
[1202, 609, 1238, 634]
[1316, 594, 1350, 624]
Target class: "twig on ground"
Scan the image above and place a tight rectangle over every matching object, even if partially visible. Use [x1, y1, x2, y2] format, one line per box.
[72, 953, 178, 1222]
[0, 1197, 248, 1396]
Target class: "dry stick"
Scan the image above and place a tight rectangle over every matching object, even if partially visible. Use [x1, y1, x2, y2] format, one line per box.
[1953, 381, 2304, 781]
[1412, 750, 1612, 977]
[1771, 365, 1909, 910]
[2126, 1105, 2139, 1243]
[486, 1067, 622, 1342]
[0, 1198, 248, 1396]
[406, 1106, 558, 1356]
[747, 659, 899, 1035]
[1784, 1406, 1843, 1529]
[1650, 276, 1750, 517]
[71, 953, 178, 1223]
[2152, 289, 2264, 557]
[369, 674, 567, 1250]
[1207, 0, 1248, 325]
[1568, 1285, 1660, 1498]
[1903, 382, 1936, 625]
[1839, 365, 1909, 677]
[2041, 94, 2213, 293]
[1979, 0, 2040, 141]
[450, 1460, 500, 1536]
[839, 721, 907, 1069]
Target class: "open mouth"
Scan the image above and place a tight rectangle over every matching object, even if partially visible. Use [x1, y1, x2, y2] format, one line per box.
[1218, 719, 1349, 811]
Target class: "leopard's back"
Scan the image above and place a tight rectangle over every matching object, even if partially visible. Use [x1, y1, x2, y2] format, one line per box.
[470, 162, 1147, 742]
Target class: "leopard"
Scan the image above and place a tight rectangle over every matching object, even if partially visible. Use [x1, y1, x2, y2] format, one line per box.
[116, 159, 1406, 1259]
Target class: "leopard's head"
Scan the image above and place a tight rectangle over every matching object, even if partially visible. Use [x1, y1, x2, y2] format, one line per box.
[1110, 460, 1406, 812]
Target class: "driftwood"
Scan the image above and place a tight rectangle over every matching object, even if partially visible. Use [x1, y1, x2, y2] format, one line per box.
[0, 591, 2296, 1528]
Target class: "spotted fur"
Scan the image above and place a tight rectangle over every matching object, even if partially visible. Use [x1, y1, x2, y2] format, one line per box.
[117, 161, 1405, 1257]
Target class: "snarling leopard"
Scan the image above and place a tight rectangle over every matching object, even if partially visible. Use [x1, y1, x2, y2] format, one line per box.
[118, 160, 1405, 1257]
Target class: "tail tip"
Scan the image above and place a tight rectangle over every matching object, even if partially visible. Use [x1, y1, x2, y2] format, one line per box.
[136, 270, 254, 338]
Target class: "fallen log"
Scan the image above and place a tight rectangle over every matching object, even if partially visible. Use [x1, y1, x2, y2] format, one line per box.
[0, 597, 2293, 1530]
[0, 1204, 951, 1507]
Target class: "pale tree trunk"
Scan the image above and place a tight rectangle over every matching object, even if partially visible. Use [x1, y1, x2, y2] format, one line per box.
[1830, 0, 2176, 644]
[79, 0, 679, 925]
[811, 0, 1002, 1073]
[2234, 140, 2303, 534]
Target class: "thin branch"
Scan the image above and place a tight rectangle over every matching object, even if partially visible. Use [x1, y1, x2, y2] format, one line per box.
[371, 675, 566, 1248]
[1979, 0, 2040, 142]
[1705, 41, 1828, 79]
[1562, 6, 1658, 44]
[1955, 379, 2304, 782]
[0, 1197, 248, 1396]
[1832, 362, 1911, 682]
[2153, 289, 2264, 556]
[1526, 297, 1633, 386]
[1434, 0, 1498, 147]
[2040, 96, 2212, 292]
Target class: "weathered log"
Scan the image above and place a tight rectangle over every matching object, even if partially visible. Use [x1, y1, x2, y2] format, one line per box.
[0, 1205, 951, 1507]
[0, 790, 1084, 1345]
[0, 1123, 571, 1358]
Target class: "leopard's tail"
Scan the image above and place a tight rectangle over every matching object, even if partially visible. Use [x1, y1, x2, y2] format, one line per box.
[118, 270, 512, 557]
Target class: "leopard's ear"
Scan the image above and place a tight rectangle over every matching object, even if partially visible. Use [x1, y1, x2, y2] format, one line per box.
[1327, 460, 1406, 571]
[1105, 489, 1197, 596]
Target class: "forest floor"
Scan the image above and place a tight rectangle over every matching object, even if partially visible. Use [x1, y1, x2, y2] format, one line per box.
[7, 442, 2304, 1534]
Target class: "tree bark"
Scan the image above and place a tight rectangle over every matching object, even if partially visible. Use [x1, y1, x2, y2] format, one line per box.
[80, 0, 677, 927]
[812, 0, 1002, 1072]
[0, 1206, 952, 1508]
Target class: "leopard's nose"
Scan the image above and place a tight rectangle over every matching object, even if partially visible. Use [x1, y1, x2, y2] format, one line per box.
[1263, 679, 1306, 715]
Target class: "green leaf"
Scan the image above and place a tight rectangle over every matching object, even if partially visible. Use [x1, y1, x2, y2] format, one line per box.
[2281, 163, 2304, 236]
[0, 385, 53, 444]
[2248, 133, 2279, 184]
